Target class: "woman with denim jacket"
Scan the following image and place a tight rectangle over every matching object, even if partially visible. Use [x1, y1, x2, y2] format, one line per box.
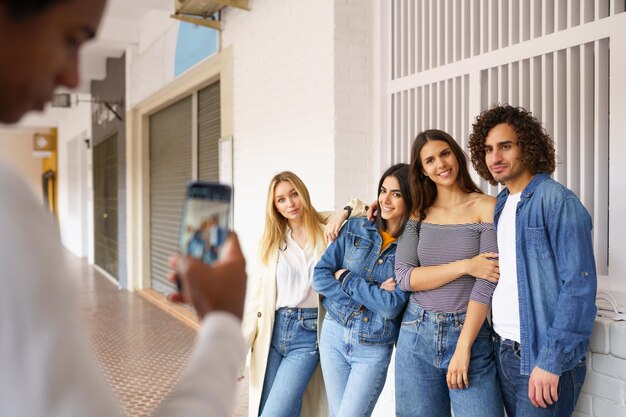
[312, 163, 412, 417]
[394, 130, 503, 417]
[241, 171, 366, 417]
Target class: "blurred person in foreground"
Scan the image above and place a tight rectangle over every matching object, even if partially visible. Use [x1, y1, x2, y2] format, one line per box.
[0, 0, 247, 416]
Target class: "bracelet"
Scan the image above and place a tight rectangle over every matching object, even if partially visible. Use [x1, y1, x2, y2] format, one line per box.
[343, 205, 353, 219]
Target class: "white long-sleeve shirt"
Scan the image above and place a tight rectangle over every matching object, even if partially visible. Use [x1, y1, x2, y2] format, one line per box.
[0, 161, 245, 417]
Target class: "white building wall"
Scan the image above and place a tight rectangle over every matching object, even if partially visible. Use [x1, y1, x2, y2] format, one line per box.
[56, 101, 93, 260]
[221, 0, 338, 262]
[127, 10, 179, 109]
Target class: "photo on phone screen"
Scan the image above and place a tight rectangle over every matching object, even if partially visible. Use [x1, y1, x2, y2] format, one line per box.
[179, 182, 231, 265]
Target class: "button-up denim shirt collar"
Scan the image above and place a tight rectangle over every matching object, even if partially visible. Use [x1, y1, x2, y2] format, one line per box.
[494, 172, 597, 376]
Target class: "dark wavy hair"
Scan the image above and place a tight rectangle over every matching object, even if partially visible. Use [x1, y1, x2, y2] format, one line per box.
[374, 163, 412, 238]
[468, 105, 556, 185]
[409, 129, 482, 220]
[2, 0, 68, 19]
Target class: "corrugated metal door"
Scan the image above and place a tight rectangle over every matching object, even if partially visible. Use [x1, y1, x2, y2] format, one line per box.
[149, 96, 192, 293]
[93, 134, 119, 279]
[198, 81, 221, 181]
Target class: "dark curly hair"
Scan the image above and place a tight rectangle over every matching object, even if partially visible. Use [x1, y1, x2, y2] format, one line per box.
[468, 105, 556, 185]
[409, 129, 482, 220]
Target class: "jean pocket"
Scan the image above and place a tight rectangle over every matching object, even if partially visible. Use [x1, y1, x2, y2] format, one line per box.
[525, 226, 553, 260]
[300, 317, 318, 331]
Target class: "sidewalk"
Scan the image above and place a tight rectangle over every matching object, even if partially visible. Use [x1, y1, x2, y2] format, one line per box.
[68, 253, 249, 416]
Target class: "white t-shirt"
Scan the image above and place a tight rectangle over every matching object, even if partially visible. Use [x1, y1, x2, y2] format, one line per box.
[275, 229, 318, 309]
[0, 160, 245, 417]
[492, 191, 522, 342]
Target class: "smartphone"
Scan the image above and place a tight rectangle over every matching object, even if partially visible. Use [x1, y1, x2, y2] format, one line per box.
[176, 181, 232, 291]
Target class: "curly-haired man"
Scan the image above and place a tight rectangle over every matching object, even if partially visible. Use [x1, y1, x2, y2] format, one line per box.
[469, 105, 597, 417]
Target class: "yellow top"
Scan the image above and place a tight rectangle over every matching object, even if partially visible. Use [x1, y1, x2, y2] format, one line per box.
[379, 229, 396, 252]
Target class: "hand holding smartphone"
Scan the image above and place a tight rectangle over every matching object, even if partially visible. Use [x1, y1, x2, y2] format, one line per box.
[176, 181, 232, 291]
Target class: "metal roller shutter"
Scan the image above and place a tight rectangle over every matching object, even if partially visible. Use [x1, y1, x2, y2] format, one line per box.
[149, 96, 192, 293]
[198, 81, 221, 181]
[93, 134, 119, 279]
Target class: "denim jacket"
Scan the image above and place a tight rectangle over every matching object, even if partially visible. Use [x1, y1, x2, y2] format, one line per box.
[312, 218, 410, 345]
[494, 173, 597, 375]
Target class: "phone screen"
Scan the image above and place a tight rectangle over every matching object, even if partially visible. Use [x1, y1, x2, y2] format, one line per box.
[178, 182, 232, 265]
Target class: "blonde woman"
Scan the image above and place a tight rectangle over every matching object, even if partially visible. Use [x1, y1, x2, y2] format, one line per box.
[242, 171, 363, 417]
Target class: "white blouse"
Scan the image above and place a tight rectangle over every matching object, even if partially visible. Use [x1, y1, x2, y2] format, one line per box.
[275, 229, 319, 309]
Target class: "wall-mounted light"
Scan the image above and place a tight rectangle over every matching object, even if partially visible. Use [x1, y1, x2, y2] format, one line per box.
[51, 93, 124, 121]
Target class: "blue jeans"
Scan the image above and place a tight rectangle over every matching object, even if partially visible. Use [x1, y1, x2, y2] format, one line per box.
[319, 313, 393, 417]
[259, 307, 319, 417]
[395, 302, 504, 417]
[494, 336, 587, 417]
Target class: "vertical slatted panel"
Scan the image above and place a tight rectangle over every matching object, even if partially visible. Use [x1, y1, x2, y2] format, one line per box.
[463, 0, 471, 59]
[582, 0, 594, 23]
[439, 0, 446, 67]
[198, 81, 221, 182]
[416, 0, 422, 73]
[409, 88, 416, 159]
[472, 0, 481, 56]
[522, 0, 531, 41]
[566, 45, 581, 195]
[510, 61, 520, 105]
[416, 87, 423, 138]
[542, 54, 554, 155]
[500, 0, 509, 48]
[430, 0, 437, 69]
[409, 0, 415, 75]
[557, 0, 568, 30]
[387, 9, 614, 272]
[448, 0, 455, 64]
[400, 90, 408, 162]
[446, 79, 453, 134]
[499, 64, 509, 104]
[531, 56, 542, 119]
[150, 96, 192, 293]
[544, 0, 556, 35]
[462, 75, 470, 150]
[389, 94, 396, 166]
[511, 0, 520, 45]
[490, 0, 499, 51]
[481, 0, 489, 53]
[400, 0, 407, 78]
[453, 77, 462, 146]
[594, 38, 609, 274]
[554, 49, 568, 184]
[392, 0, 398, 79]
[531, 0, 542, 39]
[596, 0, 609, 19]
[611, 0, 625, 15]
[580, 43, 594, 211]
[424, 0, 431, 70]
[521, 59, 531, 109]
[568, 0, 581, 28]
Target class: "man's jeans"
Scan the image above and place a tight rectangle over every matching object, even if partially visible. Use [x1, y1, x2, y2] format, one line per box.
[395, 302, 504, 417]
[494, 336, 587, 417]
[319, 314, 393, 417]
[259, 307, 319, 417]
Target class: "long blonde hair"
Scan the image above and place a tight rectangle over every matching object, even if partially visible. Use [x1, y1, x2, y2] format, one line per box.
[259, 171, 326, 266]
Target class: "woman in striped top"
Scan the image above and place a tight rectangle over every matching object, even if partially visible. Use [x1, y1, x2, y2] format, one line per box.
[394, 130, 504, 417]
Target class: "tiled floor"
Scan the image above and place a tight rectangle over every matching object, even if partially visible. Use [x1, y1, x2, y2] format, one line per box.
[68, 254, 249, 417]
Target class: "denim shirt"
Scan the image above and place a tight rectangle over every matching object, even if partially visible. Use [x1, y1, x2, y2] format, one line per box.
[494, 173, 597, 375]
[312, 218, 410, 345]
